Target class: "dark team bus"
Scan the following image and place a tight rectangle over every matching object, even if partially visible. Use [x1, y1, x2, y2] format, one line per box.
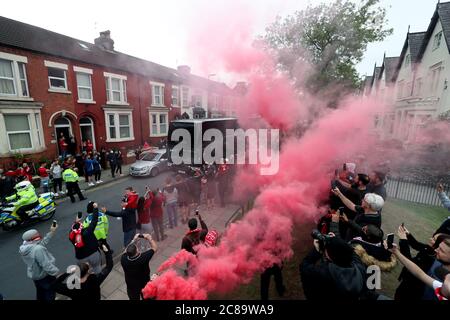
[167, 118, 239, 173]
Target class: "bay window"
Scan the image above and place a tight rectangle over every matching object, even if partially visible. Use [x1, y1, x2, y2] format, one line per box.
[150, 111, 168, 137]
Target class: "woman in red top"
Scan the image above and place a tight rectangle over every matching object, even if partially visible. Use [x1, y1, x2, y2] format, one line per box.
[137, 188, 153, 234]
[86, 139, 94, 154]
[38, 162, 50, 193]
[150, 189, 166, 241]
[59, 134, 68, 158]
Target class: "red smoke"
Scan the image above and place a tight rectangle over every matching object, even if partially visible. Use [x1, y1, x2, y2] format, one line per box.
[142, 3, 385, 300]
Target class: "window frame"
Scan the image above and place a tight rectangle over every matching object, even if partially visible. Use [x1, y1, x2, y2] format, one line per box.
[150, 81, 165, 107]
[104, 72, 128, 105]
[149, 111, 169, 137]
[429, 63, 443, 96]
[45, 60, 69, 91]
[397, 81, 405, 99]
[405, 54, 411, 67]
[181, 86, 190, 107]
[4, 114, 33, 152]
[104, 110, 134, 142]
[433, 31, 443, 51]
[415, 77, 423, 96]
[74, 66, 95, 103]
[171, 85, 180, 107]
[0, 52, 30, 99]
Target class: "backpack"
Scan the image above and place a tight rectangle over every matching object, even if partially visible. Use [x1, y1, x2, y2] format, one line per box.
[69, 226, 85, 248]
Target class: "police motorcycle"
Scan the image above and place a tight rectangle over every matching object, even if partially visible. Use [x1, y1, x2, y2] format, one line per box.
[0, 181, 56, 231]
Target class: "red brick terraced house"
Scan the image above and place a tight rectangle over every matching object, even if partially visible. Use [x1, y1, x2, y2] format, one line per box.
[0, 16, 243, 169]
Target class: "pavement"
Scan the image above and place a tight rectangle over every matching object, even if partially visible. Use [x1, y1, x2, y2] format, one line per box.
[50, 164, 131, 202]
[0, 164, 171, 299]
[0, 161, 241, 300]
[99, 204, 240, 300]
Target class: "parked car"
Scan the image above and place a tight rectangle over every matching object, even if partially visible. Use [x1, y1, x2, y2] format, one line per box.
[129, 149, 168, 177]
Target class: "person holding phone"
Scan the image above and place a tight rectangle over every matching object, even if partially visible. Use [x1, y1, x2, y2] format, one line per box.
[395, 222, 450, 300]
[69, 202, 102, 274]
[54, 243, 113, 300]
[387, 240, 450, 301]
[82, 201, 109, 247]
[181, 212, 208, 255]
[19, 223, 59, 301]
[121, 233, 158, 300]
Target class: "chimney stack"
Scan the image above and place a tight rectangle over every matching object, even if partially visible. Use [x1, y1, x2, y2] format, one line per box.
[234, 81, 248, 94]
[177, 65, 191, 75]
[94, 30, 114, 51]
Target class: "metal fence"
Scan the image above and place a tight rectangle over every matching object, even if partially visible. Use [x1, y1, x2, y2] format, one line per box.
[386, 177, 450, 206]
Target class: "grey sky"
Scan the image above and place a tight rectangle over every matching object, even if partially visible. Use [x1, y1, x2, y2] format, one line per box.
[0, 0, 440, 82]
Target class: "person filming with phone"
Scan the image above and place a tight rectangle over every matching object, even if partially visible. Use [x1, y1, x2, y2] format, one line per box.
[19, 223, 59, 301]
[331, 188, 383, 240]
[299, 230, 367, 300]
[121, 233, 157, 300]
[394, 220, 450, 300]
[54, 243, 113, 300]
[69, 202, 102, 274]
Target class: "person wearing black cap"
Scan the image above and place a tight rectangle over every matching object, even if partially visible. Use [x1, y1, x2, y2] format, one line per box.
[69, 202, 101, 274]
[19, 224, 59, 300]
[394, 220, 450, 300]
[299, 234, 367, 300]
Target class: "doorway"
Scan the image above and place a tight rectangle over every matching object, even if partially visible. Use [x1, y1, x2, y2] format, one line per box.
[54, 117, 73, 155]
[80, 117, 96, 151]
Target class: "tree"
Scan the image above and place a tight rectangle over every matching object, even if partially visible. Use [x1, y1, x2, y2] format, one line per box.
[263, 0, 392, 99]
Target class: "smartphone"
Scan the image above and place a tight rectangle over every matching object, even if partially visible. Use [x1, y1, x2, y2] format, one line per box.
[386, 233, 394, 249]
[77, 212, 82, 219]
[331, 180, 337, 189]
[338, 207, 345, 216]
[52, 220, 57, 228]
[401, 222, 405, 228]
[195, 209, 199, 216]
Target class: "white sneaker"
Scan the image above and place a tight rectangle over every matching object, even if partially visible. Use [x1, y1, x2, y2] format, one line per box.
[88, 182, 95, 186]
[98, 180, 103, 183]
[96, 181, 101, 184]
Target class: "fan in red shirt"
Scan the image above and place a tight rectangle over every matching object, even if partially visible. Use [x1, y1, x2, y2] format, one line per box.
[150, 189, 166, 241]
[137, 188, 153, 234]
[86, 139, 94, 154]
[20, 163, 33, 182]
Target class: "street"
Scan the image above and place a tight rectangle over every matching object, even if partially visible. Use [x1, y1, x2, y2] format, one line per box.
[0, 172, 172, 300]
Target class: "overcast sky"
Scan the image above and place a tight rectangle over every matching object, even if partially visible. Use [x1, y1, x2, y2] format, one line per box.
[1, 0, 440, 81]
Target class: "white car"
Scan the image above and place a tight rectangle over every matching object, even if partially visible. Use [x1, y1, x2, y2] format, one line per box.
[129, 149, 168, 177]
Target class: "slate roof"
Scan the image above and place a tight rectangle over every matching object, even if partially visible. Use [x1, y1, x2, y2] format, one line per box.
[392, 32, 426, 81]
[0, 15, 231, 92]
[383, 56, 400, 83]
[363, 76, 373, 94]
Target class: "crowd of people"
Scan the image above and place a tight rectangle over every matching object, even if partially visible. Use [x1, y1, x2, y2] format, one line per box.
[14, 159, 228, 301]
[9, 154, 450, 301]
[298, 162, 450, 301]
